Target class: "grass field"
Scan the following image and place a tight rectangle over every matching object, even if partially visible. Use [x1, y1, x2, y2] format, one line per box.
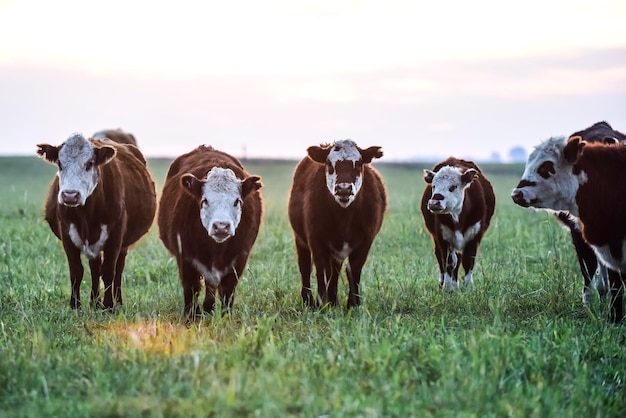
[0, 156, 624, 417]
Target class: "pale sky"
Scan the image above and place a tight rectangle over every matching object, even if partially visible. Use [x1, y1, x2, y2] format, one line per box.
[1, 0, 625, 161]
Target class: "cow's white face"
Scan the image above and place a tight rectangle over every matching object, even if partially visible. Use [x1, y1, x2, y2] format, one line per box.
[511, 136, 581, 215]
[37, 133, 116, 207]
[181, 167, 262, 243]
[424, 166, 477, 221]
[307, 139, 383, 208]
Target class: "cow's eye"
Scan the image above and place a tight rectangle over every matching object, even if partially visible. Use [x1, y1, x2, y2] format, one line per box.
[234, 198, 242, 207]
[57, 162, 63, 171]
[355, 161, 363, 170]
[537, 161, 555, 179]
[449, 185, 457, 192]
[326, 161, 335, 174]
[85, 161, 94, 171]
[200, 198, 208, 207]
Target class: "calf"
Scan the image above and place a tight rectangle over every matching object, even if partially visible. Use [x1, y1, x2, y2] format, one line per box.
[511, 121, 625, 306]
[37, 132, 156, 310]
[288, 139, 387, 308]
[559, 137, 626, 322]
[421, 157, 495, 290]
[157, 145, 262, 320]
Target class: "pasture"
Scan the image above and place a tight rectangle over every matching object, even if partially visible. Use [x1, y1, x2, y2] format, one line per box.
[0, 156, 624, 417]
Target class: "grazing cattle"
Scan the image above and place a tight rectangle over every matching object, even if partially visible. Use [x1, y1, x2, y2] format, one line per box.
[37, 132, 157, 310]
[92, 128, 138, 146]
[511, 121, 626, 306]
[288, 139, 387, 308]
[559, 137, 626, 322]
[421, 157, 495, 290]
[158, 145, 262, 320]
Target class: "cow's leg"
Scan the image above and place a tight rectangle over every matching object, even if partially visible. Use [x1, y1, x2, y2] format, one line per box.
[113, 247, 128, 306]
[326, 258, 343, 306]
[434, 241, 447, 287]
[217, 270, 239, 315]
[88, 254, 102, 308]
[557, 212, 598, 305]
[346, 243, 372, 308]
[443, 248, 459, 291]
[63, 242, 84, 310]
[461, 239, 479, 288]
[607, 268, 624, 323]
[312, 252, 332, 307]
[295, 240, 314, 307]
[180, 259, 202, 321]
[594, 264, 610, 299]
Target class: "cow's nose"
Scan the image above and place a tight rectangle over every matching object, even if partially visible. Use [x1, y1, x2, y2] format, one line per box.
[61, 190, 81, 205]
[212, 221, 231, 235]
[335, 184, 352, 197]
[432, 193, 444, 201]
[511, 189, 524, 204]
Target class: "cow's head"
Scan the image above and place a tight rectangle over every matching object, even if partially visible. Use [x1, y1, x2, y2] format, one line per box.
[181, 167, 262, 243]
[37, 133, 116, 207]
[510, 136, 584, 214]
[307, 139, 383, 208]
[424, 165, 477, 219]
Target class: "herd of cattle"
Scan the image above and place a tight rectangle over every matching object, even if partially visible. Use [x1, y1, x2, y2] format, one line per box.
[35, 121, 626, 324]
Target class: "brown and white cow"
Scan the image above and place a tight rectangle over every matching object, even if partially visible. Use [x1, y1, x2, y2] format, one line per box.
[421, 157, 495, 290]
[38, 132, 157, 310]
[511, 121, 626, 306]
[157, 145, 263, 320]
[92, 128, 138, 146]
[288, 139, 387, 308]
[563, 137, 626, 322]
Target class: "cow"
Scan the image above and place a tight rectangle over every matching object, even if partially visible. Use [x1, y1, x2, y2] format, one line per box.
[559, 137, 626, 322]
[287, 139, 387, 309]
[37, 132, 157, 310]
[421, 157, 495, 291]
[511, 121, 626, 306]
[157, 145, 263, 321]
[92, 128, 138, 146]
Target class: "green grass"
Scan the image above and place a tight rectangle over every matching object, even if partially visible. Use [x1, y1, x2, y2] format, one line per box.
[1, 156, 624, 418]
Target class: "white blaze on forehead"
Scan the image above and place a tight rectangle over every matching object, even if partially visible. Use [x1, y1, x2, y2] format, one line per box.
[200, 167, 243, 242]
[327, 139, 361, 164]
[57, 133, 99, 205]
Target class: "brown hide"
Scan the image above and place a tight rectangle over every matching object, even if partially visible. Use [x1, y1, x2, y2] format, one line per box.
[157, 145, 263, 319]
[42, 138, 156, 310]
[421, 157, 495, 288]
[93, 128, 138, 146]
[288, 147, 387, 308]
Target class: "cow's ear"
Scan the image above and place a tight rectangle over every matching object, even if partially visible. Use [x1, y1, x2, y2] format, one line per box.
[36, 144, 59, 164]
[307, 145, 330, 163]
[461, 168, 478, 185]
[361, 146, 383, 164]
[94, 145, 117, 166]
[564, 136, 584, 163]
[241, 175, 262, 199]
[423, 170, 435, 184]
[181, 173, 204, 198]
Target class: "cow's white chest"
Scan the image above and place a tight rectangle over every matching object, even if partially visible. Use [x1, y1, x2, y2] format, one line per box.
[69, 223, 109, 259]
[192, 259, 231, 288]
[440, 221, 481, 251]
[593, 240, 626, 273]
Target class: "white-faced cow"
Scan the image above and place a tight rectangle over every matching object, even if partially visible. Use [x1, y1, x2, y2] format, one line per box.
[157, 145, 263, 321]
[92, 128, 138, 146]
[38, 132, 157, 310]
[511, 121, 626, 307]
[288, 139, 387, 309]
[563, 137, 626, 322]
[421, 157, 495, 291]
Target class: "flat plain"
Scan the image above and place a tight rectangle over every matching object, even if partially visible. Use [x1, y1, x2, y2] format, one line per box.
[0, 156, 624, 417]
